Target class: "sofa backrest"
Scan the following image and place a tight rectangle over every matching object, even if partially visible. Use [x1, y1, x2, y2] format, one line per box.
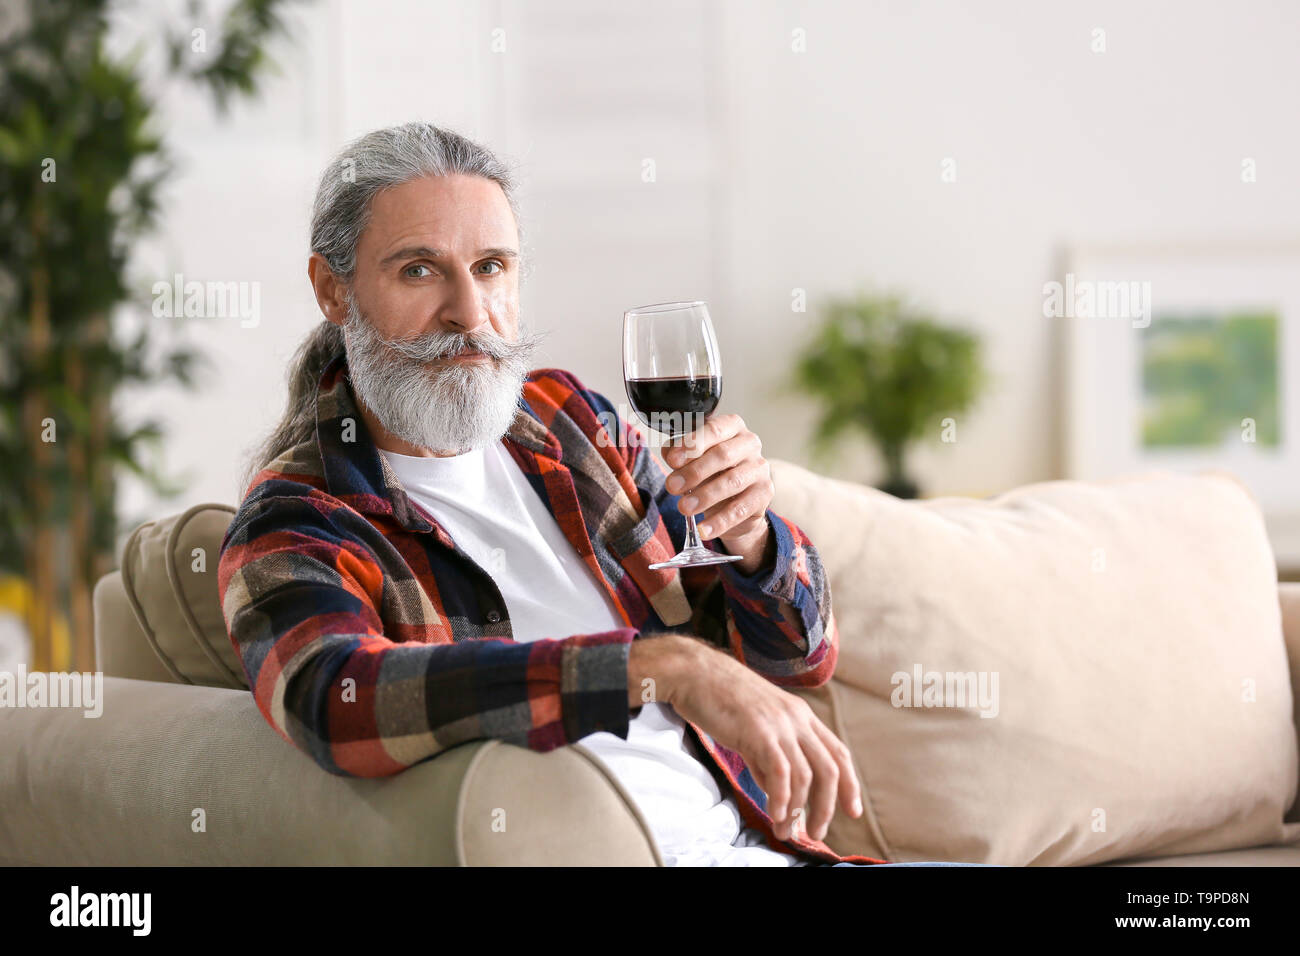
[771, 459, 1300, 864]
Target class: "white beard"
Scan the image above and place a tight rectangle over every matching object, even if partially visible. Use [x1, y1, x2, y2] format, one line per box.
[342, 295, 545, 455]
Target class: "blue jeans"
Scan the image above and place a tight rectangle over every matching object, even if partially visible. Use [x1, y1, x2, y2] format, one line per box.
[829, 861, 997, 866]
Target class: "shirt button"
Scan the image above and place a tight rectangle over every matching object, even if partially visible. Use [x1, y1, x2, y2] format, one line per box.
[486, 609, 501, 623]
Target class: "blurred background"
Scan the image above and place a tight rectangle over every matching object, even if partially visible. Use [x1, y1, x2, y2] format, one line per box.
[3, 0, 1299, 671]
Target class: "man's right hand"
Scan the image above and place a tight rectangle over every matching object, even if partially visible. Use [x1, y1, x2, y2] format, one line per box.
[627, 633, 863, 844]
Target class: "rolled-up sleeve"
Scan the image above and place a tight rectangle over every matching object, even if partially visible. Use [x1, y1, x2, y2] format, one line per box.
[711, 509, 838, 687]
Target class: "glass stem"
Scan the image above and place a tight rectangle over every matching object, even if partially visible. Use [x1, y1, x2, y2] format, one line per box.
[671, 433, 707, 553]
[683, 507, 705, 551]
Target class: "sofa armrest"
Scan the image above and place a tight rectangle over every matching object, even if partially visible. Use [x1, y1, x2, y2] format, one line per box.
[0, 676, 661, 866]
[1281, 583, 1300, 824]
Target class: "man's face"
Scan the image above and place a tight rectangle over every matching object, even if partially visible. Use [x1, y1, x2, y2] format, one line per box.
[327, 173, 543, 455]
[352, 172, 521, 349]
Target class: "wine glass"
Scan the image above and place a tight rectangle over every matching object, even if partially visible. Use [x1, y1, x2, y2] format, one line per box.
[623, 301, 745, 570]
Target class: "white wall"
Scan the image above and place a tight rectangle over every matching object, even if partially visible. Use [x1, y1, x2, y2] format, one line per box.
[114, 0, 1300, 536]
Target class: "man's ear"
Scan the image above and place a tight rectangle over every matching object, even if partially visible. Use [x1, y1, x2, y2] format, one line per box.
[308, 254, 348, 327]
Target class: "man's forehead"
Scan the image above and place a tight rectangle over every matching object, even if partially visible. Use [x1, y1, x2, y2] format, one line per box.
[358, 192, 514, 269]
[366, 175, 514, 241]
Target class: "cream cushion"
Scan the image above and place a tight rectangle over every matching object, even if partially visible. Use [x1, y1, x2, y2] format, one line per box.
[118, 503, 244, 688]
[774, 462, 1300, 865]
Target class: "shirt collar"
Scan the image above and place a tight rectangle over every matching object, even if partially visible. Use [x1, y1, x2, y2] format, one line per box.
[313, 348, 562, 535]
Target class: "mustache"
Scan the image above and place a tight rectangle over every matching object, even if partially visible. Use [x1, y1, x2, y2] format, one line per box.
[384, 327, 540, 363]
[344, 302, 544, 364]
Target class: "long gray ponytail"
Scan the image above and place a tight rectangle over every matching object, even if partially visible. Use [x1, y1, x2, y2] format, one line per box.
[238, 319, 345, 495]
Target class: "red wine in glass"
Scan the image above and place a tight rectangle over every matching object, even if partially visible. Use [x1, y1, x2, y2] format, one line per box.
[625, 375, 721, 438]
[623, 302, 744, 570]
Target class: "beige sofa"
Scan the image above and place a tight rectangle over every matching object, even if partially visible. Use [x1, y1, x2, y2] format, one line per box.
[2, 460, 1298, 865]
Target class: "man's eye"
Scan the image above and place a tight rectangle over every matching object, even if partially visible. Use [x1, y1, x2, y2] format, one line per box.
[404, 264, 433, 278]
[479, 260, 503, 275]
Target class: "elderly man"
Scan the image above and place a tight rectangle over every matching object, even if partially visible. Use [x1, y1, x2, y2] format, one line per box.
[218, 121, 875, 867]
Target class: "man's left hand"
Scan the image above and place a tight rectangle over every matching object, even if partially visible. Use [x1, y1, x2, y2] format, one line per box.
[663, 414, 774, 575]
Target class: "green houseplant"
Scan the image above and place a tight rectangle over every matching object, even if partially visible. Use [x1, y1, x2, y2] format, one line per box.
[0, 0, 299, 672]
[792, 292, 987, 498]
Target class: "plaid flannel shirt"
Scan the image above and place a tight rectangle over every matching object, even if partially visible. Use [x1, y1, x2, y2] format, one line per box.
[218, 349, 884, 865]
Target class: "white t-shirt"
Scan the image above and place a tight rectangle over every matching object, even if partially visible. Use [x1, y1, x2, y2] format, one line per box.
[379, 439, 806, 866]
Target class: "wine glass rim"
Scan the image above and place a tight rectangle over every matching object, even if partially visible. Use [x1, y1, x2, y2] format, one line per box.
[625, 300, 707, 316]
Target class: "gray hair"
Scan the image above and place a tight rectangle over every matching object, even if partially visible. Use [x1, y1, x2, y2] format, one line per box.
[238, 123, 525, 494]
[310, 122, 526, 281]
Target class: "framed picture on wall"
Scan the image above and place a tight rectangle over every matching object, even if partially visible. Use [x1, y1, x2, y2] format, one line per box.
[1060, 241, 1300, 571]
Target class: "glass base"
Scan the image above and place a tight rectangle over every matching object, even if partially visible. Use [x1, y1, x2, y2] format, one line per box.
[648, 546, 746, 570]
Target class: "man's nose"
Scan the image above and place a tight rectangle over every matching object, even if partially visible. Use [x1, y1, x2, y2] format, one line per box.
[436, 271, 492, 336]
